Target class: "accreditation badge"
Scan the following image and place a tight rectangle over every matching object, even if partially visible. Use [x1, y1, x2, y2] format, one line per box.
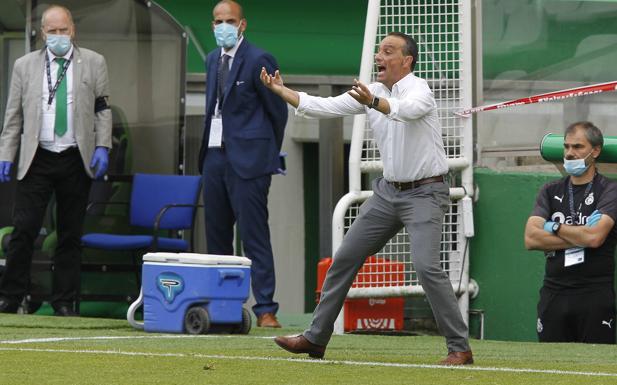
[564, 247, 584, 267]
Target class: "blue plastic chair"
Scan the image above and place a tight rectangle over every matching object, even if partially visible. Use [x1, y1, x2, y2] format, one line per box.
[81, 173, 202, 299]
[82, 173, 202, 252]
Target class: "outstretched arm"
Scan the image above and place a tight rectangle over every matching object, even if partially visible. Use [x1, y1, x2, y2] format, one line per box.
[262, 68, 366, 118]
[260, 67, 300, 108]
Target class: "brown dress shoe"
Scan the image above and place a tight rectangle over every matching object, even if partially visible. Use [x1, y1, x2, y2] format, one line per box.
[256, 312, 281, 328]
[440, 350, 474, 365]
[274, 335, 326, 359]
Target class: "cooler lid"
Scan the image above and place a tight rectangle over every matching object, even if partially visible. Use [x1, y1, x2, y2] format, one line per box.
[143, 252, 252, 266]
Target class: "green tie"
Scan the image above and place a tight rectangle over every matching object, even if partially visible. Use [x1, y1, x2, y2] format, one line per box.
[54, 57, 67, 137]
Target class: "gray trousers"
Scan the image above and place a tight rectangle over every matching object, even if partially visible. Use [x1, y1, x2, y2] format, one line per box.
[304, 177, 470, 352]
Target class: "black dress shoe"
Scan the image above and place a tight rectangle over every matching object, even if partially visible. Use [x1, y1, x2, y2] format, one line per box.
[53, 305, 78, 317]
[0, 298, 19, 313]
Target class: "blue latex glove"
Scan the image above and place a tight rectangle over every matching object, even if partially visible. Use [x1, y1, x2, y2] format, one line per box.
[586, 209, 602, 227]
[89, 146, 109, 180]
[0, 161, 12, 183]
[543, 221, 556, 233]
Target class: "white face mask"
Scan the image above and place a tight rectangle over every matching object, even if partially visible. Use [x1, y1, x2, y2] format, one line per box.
[563, 151, 593, 176]
[46, 34, 72, 56]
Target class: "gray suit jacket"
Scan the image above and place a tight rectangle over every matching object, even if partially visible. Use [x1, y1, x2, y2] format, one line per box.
[0, 45, 112, 179]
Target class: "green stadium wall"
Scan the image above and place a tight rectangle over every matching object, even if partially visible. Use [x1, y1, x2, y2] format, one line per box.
[155, 0, 367, 75]
[469, 169, 552, 341]
[156, 0, 617, 83]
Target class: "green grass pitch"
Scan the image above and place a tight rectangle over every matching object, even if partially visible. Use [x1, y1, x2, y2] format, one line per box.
[1, 313, 616, 385]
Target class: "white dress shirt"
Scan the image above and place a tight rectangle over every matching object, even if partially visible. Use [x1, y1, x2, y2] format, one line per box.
[40, 46, 76, 152]
[296, 73, 448, 182]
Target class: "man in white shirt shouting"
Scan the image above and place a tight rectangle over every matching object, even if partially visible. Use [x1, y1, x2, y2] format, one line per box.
[260, 32, 472, 365]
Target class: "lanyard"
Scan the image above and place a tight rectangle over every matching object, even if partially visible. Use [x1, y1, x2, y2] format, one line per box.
[567, 174, 595, 224]
[45, 51, 72, 107]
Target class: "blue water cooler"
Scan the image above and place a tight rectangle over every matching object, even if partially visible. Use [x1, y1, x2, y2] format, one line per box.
[128, 253, 252, 334]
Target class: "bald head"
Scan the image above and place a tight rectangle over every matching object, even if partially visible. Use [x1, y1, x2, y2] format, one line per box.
[213, 1, 244, 19]
[41, 5, 75, 40]
[42, 5, 73, 28]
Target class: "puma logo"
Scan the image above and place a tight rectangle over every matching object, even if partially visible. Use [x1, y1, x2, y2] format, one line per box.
[554, 195, 563, 203]
[602, 319, 613, 328]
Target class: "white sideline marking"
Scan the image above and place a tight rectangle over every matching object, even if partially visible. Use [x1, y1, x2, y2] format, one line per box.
[0, 346, 616, 378]
[0, 334, 274, 344]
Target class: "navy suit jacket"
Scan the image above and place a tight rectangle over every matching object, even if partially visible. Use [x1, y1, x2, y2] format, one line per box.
[198, 39, 288, 179]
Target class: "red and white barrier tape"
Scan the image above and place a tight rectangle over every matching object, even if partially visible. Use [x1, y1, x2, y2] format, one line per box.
[455, 81, 617, 117]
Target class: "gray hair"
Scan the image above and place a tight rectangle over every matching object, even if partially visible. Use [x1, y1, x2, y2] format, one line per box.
[565, 121, 603, 148]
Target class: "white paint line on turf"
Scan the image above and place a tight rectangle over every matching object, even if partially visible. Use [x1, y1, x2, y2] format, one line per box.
[0, 346, 616, 378]
[0, 333, 357, 345]
[0, 334, 275, 344]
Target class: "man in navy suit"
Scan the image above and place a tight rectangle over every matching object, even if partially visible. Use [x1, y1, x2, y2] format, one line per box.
[198, 0, 288, 327]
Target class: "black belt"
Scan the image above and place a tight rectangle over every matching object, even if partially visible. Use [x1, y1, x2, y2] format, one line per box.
[386, 175, 445, 191]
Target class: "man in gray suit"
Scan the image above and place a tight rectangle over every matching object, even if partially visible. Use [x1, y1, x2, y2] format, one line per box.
[0, 5, 111, 316]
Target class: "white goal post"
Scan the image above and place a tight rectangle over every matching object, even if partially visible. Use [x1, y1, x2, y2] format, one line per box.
[332, 0, 475, 334]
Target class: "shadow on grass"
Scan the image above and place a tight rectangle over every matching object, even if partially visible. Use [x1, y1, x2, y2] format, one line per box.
[0, 314, 133, 330]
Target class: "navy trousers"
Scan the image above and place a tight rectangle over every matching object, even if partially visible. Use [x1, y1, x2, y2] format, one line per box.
[202, 147, 278, 316]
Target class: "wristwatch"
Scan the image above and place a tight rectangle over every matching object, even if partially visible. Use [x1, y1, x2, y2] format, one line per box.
[370, 96, 380, 109]
[551, 222, 561, 234]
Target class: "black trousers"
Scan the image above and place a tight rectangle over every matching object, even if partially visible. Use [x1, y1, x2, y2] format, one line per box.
[537, 285, 616, 344]
[0, 147, 91, 309]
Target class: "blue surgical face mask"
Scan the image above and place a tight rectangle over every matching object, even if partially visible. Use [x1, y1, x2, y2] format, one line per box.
[46, 34, 72, 56]
[563, 151, 593, 176]
[214, 22, 240, 49]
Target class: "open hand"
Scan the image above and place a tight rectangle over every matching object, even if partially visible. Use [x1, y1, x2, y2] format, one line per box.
[347, 79, 373, 106]
[260, 67, 285, 95]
